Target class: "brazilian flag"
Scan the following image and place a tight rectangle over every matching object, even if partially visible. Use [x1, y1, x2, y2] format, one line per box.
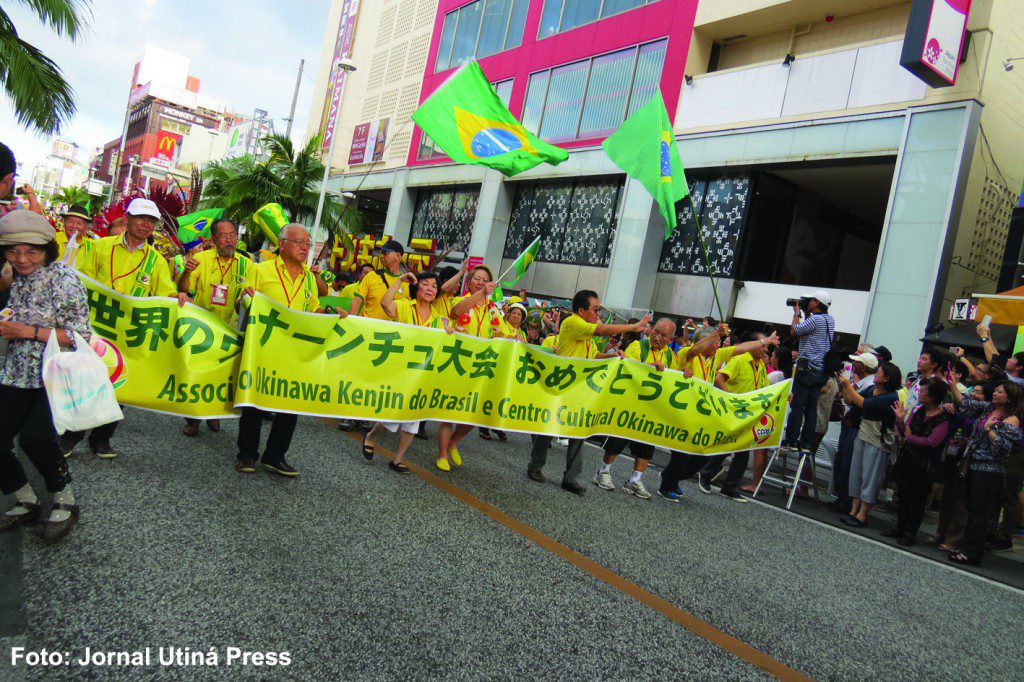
[177, 208, 224, 250]
[412, 61, 568, 177]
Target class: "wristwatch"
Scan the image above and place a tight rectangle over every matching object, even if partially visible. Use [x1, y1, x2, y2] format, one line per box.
[980, 337, 990, 343]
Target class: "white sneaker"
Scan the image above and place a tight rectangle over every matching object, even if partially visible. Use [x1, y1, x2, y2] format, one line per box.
[593, 471, 615, 491]
[555, 437, 569, 447]
[622, 480, 652, 499]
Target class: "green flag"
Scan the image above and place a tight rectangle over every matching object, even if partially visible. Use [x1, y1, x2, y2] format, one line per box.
[491, 284, 504, 303]
[602, 92, 688, 239]
[176, 208, 224, 245]
[412, 61, 568, 177]
[502, 236, 540, 287]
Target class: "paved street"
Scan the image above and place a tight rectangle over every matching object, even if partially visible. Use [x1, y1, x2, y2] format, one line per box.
[3, 410, 1024, 680]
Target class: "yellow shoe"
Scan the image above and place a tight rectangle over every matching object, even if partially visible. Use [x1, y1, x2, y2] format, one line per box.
[449, 446, 462, 467]
[436, 458, 451, 472]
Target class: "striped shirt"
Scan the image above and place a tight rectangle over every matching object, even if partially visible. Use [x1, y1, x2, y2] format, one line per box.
[794, 313, 834, 371]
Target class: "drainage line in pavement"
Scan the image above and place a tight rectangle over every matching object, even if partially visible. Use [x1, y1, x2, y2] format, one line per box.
[341, 430, 811, 682]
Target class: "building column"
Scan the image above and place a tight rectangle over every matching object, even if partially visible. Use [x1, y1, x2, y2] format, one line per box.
[466, 170, 514, 269]
[382, 168, 415, 243]
[602, 177, 662, 310]
[862, 102, 981, 370]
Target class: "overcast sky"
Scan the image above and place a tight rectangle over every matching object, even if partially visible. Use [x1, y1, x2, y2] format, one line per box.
[2, 0, 331, 178]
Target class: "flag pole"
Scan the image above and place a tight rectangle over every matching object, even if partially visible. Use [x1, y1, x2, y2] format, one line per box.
[687, 192, 725, 321]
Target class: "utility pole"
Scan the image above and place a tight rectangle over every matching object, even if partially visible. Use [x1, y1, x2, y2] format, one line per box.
[284, 58, 304, 140]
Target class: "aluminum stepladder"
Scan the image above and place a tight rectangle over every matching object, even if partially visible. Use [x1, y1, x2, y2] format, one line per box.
[752, 446, 821, 510]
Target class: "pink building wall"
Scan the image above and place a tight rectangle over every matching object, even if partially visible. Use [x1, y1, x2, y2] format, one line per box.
[408, 0, 700, 167]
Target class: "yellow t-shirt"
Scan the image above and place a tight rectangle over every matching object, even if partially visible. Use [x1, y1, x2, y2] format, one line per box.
[431, 292, 456, 320]
[339, 282, 359, 300]
[556, 315, 598, 359]
[718, 352, 768, 393]
[390, 299, 445, 328]
[55, 231, 93, 265]
[355, 269, 408, 320]
[244, 259, 319, 313]
[453, 296, 499, 339]
[77, 235, 176, 297]
[499, 318, 527, 341]
[624, 340, 676, 370]
[676, 345, 734, 383]
[186, 249, 252, 324]
[541, 334, 558, 349]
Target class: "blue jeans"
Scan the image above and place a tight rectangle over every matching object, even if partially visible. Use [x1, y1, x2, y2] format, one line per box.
[784, 370, 826, 448]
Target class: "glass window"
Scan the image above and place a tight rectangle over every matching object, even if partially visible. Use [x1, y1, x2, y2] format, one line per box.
[449, 1, 483, 68]
[505, 0, 529, 50]
[538, 0, 563, 39]
[522, 71, 549, 134]
[527, 38, 666, 143]
[477, 0, 511, 59]
[505, 177, 623, 267]
[494, 79, 513, 107]
[627, 40, 667, 116]
[603, 0, 646, 17]
[659, 175, 751, 277]
[558, 0, 600, 33]
[435, 11, 459, 72]
[578, 47, 636, 139]
[411, 187, 480, 253]
[539, 61, 588, 143]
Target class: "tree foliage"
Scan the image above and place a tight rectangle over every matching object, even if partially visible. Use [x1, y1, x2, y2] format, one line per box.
[201, 133, 364, 252]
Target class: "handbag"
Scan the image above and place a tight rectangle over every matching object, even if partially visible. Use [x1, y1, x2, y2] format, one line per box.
[41, 331, 123, 435]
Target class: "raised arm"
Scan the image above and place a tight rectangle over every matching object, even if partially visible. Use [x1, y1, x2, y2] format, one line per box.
[381, 272, 416, 319]
[976, 324, 999, 364]
[441, 259, 469, 295]
[840, 375, 865, 408]
[732, 330, 779, 357]
[595, 315, 650, 338]
[450, 282, 496, 320]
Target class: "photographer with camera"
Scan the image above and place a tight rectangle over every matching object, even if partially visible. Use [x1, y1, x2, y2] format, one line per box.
[783, 290, 836, 452]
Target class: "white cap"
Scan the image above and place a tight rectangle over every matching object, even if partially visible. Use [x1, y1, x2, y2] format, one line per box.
[848, 352, 878, 370]
[804, 290, 832, 307]
[126, 198, 161, 218]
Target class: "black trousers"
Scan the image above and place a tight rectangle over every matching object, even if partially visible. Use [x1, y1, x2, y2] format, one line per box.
[894, 458, 931, 537]
[237, 407, 297, 464]
[65, 418, 119, 446]
[699, 453, 751, 494]
[831, 424, 858, 508]
[604, 436, 654, 461]
[993, 473, 1024, 543]
[659, 452, 709, 494]
[961, 469, 1002, 561]
[0, 385, 71, 494]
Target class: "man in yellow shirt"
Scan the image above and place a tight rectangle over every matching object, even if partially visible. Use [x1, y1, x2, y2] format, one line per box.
[339, 263, 373, 301]
[61, 198, 186, 460]
[696, 332, 771, 502]
[528, 289, 649, 495]
[55, 205, 94, 265]
[348, 238, 409, 319]
[177, 218, 251, 437]
[594, 318, 677, 500]
[236, 223, 344, 478]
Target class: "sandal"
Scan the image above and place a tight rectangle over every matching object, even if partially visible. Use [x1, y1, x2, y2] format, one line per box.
[938, 542, 958, 552]
[361, 436, 374, 461]
[0, 502, 43, 532]
[948, 551, 980, 566]
[924, 535, 943, 545]
[479, 429, 493, 441]
[38, 503, 80, 542]
[496, 430, 507, 442]
[389, 461, 410, 474]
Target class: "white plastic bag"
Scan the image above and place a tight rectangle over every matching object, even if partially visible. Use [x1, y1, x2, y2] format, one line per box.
[41, 331, 123, 434]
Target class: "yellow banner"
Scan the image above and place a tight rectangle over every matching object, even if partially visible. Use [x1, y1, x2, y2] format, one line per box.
[234, 295, 791, 455]
[81, 275, 240, 418]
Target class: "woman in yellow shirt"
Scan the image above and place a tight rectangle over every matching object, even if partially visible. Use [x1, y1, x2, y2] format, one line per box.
[362, 271, 451, 474]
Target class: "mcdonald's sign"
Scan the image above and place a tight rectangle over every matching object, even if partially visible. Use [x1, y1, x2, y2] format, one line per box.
[155, 130, 181, 163]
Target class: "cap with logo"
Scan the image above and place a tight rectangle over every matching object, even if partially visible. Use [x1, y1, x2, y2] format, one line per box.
[126, 198, 161, 219]
[373, 238, 405, 254]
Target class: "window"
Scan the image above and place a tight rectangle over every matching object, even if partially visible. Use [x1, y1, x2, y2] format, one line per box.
[410, 187, 481, 252]
[435, 0, 530, 72]
[504, 177, 623, 267]
[524, 39, 667, 143]
[538, 0, 659, 38]
[417, 79, 513, 160]
[659, 175, 752, 277]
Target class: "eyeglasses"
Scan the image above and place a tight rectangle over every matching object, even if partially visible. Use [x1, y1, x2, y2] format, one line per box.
[281, 238, 313, 248]
[6, 247, 46, 260]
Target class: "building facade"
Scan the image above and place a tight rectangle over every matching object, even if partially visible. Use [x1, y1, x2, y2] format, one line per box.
[30, 138, 89, 198]
[307, 0, 1024, 370]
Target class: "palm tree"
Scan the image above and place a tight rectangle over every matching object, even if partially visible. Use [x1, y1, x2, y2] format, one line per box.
[52, 184, 91, 207]
[202, 133, 364, 251]
[0, 0, 91, 134]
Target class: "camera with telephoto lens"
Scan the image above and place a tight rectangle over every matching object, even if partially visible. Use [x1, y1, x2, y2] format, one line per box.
[786, 296, 812, 311]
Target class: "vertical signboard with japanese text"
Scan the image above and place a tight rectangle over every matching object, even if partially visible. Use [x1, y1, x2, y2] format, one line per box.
[320, 0, 360, 153]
